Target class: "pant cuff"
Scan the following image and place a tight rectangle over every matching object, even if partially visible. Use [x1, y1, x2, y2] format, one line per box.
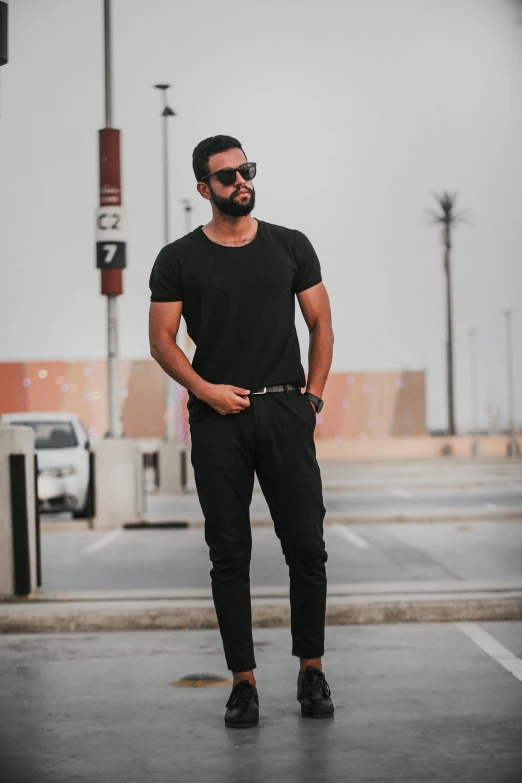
[226, 657, 257, 673]
[292, 648, 324, 659]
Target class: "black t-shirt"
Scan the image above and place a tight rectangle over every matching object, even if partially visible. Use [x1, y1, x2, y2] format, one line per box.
[149, 219, 322, 396]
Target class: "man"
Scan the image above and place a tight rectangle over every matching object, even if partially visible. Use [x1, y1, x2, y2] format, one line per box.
[149, 135, 334, 728]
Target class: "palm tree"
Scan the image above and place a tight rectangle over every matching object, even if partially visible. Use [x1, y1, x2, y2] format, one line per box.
[428, 192, 466, 436]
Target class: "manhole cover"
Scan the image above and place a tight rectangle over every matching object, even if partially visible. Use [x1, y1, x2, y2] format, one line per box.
[171, 673, 230, 688]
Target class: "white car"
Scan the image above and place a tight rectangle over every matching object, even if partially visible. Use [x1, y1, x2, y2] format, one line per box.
[1, 412, 91, 517]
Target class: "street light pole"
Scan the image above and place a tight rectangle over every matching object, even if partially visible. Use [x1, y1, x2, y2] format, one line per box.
[180, 199, 196, 362]
[154, 85, 176, 442]
[504, 309, 519, 457]
[468, 327, 480, 456]
[182, 198, 193, 236]
[155, 85, 175, 245]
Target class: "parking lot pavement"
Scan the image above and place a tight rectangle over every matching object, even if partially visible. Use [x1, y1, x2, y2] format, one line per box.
[143, 483, 522, 524]
[139, 458, 522, 524]
[0, 622, 521, 782]
[39, 520, 522, 593]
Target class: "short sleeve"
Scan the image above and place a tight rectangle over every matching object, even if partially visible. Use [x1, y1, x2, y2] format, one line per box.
[149, 245, 183, 302]
[292, 231, 322, 294]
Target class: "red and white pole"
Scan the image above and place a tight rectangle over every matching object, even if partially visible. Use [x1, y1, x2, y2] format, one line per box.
[96, 0, 126, 437]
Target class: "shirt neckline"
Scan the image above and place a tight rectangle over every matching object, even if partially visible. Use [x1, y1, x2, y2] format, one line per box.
[199, 219, 262, 250]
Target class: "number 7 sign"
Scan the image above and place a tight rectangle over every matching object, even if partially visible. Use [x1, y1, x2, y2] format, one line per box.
[96, 241, 126, 269]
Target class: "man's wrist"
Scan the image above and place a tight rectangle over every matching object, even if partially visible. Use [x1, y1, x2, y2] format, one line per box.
[304, 391, 324, 413]
[191, 379, 212, 402]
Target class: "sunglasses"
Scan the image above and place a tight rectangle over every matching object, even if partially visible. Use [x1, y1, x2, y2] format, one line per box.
[201, 162, 257, 187]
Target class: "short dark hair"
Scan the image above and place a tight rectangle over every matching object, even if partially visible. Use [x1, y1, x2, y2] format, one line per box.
[192, 135, 245, 182]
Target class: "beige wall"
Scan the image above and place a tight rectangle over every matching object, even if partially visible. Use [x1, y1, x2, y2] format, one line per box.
[0, 361, 426, 440]
[316, 435, 522, 461]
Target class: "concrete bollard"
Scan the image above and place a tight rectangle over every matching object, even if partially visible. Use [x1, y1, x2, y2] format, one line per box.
[158, 442, 191, 494]
[90, 438, 144, 529]
[0, 425, 38, 597]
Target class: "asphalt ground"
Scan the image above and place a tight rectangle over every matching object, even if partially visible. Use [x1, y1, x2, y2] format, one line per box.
[0, 622, 521, 782]
[41, 457, 522, 526]
[142, 458, 522, 523]
[7, 458, 518, 632]
[38, 520, 522, 592]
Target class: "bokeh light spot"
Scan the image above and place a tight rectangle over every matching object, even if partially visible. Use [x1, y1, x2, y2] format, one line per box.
[342, 399, 350, 409]
[83, 367, 92, 377]
[362, 384, 371, 394]
[345, 375, 355, 384]
[61, 383, 69, 392]
[395, 379, 404, 388]
[121, 389, 129, 398]
[93, 391, 102, 400]
[55, 376, 65, 385]
[38, 369, 48, 379]
[366, 419, 374, 428]
[334, 434, 343, 443]
[22, 378, 31, 387]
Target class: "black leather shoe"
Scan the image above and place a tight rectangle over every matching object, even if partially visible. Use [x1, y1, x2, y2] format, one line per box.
[297, 667, 334, 719]
[225, 680, 259, 728]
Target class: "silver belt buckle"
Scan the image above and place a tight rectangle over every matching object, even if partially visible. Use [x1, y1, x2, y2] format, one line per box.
[252, 386, 267, 395]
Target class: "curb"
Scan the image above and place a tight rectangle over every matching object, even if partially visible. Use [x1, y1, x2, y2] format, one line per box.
[141, 510, 521, 528]
[2, 595, 521, 634]
[245, 511, 522, 527]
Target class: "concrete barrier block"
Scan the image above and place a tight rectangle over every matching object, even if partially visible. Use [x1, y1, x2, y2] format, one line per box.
[91, 438, 144, 529]
[158, 442, 190, 494]
[0, 425, 37, 597]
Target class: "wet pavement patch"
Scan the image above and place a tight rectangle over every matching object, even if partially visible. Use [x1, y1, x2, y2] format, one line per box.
[171, 673, 230, 687]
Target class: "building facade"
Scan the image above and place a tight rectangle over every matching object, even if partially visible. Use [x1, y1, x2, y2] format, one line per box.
[0, 361, 427, 441]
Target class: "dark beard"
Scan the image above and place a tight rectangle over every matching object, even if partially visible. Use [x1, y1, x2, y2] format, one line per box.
[209, 183, 256, 217]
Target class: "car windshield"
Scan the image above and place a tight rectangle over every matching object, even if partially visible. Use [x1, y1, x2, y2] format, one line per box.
[13, 421, 78, 449]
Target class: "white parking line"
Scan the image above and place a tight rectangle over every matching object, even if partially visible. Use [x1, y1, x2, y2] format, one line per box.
[333, 524, 372, 549]
[390, 488, 414, 499]
[82, 529, 123, 555]
[455, 622, 522, 684]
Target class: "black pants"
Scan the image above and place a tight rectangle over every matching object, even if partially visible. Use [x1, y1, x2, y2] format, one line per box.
[188, 386, 328, 672]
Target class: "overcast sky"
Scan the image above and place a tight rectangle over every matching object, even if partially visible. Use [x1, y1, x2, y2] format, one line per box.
[1, 0, 521, 431]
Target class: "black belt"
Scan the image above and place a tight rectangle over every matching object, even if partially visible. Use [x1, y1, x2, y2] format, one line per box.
[250, 383, 301, 395]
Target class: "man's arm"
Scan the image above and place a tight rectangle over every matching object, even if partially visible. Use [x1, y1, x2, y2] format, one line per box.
[149, 302, 250, 414]
[296, 282, 334, 401]
[149, 301, 208, 398]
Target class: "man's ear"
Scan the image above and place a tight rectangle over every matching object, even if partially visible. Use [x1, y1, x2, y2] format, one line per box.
[197, 182, 212, 201]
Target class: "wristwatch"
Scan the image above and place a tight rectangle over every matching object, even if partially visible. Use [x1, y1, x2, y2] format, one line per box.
[304, 392, 324, 414]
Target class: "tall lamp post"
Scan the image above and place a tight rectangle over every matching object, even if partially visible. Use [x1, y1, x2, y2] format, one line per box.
[468, 327, 480, 456]
[180, 199, 196, 362]
[504, 309, 519, 457]
[154, 85, 176, 248]
[182, 198, 193, 236]
[154, 84, 177, 443]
